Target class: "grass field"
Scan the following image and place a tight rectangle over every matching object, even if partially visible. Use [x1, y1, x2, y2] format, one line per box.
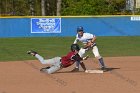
[0, 36, 140, 61]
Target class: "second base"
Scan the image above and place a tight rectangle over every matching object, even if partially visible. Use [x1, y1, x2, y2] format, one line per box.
[85, 69, 103, 73]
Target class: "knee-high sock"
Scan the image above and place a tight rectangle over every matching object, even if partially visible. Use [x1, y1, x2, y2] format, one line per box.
[99, 58, 105, 67]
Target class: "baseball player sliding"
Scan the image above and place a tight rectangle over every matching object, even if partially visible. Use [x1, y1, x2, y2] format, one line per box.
[27, 44, 88, 74]
[73, 26, 107, 71]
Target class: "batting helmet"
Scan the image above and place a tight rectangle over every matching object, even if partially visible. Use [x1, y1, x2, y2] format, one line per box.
[71, 44, 80, 51]
[77, 26, 84, 32]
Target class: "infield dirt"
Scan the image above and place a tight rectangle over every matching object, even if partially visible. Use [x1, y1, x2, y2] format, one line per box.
[0, 56, 140, 93]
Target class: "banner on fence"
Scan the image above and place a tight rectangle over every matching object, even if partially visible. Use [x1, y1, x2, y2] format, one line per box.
[31, 18, 61, 33]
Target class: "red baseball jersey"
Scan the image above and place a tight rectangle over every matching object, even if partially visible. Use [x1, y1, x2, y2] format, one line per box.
[61, 51, 78, 68]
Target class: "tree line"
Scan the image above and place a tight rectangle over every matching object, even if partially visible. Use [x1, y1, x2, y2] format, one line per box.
[0, 0, 139, 16]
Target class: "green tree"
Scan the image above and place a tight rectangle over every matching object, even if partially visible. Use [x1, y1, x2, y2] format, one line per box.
[61, 0, 126, 15]
[1, 0, 138, 16]
[0, 0, 58, 16]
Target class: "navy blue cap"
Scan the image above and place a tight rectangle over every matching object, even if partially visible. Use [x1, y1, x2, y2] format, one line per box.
[77, 26, 84, 32]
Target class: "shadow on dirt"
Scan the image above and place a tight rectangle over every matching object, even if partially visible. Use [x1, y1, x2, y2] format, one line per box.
[56, 71, 84, 74]
[103, 67, 120, 72]
[56, 67, 120, 74]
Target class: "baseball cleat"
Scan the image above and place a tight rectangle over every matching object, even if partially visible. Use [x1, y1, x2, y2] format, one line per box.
[40, 67, 50, 72]
[27, 50, 37, 56]
[100, 67, 108, 72]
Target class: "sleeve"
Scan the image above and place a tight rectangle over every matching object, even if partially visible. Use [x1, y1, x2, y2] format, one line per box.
[87, 33, 94, 39]
[71, 53, 82, 61]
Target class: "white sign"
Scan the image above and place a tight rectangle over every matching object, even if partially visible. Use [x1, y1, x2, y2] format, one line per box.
[131, 16, 140, 21]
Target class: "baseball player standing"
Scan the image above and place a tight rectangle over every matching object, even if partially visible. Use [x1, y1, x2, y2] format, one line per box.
[27, 44, 87, 74]
[73, 26, 107, 71]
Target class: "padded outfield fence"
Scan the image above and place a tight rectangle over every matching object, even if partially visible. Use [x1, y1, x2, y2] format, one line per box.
[0, 15, 140, 37]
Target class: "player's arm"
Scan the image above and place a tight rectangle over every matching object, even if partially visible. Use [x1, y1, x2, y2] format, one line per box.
[80, 62, 86, 71]
[73, 38, 78, 44]
[73, 35, 79, 44]
[71, 54, 88, 71]
[91, 35, 96, 43]
[71, 53, 89, 61]
[75, 61, 87, 71]
[71, 53, 82, 61]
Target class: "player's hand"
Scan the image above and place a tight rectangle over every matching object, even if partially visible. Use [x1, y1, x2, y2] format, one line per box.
[88, 41, 93, 46]
[84, 42, 93, 49]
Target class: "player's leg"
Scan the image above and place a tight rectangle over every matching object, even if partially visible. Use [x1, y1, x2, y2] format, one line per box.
[35, 55, 62, 73]
[78, 48, 86, 57]
[35, 54, 61, 65]
[42, 57, 62, 74]
[27, 50, 62, 73]
[40, 57, 62, 74]
[92, 46, 106, 69]
[27, 50, 60, 65]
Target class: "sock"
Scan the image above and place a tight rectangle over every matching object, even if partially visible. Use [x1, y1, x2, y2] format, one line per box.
[99, 58, 105, 68]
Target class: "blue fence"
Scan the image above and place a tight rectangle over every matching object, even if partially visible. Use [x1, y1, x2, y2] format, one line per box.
[0, 16, 140, 37]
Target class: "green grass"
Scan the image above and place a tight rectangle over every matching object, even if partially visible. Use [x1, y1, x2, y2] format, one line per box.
[0, 36, 140, 61]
